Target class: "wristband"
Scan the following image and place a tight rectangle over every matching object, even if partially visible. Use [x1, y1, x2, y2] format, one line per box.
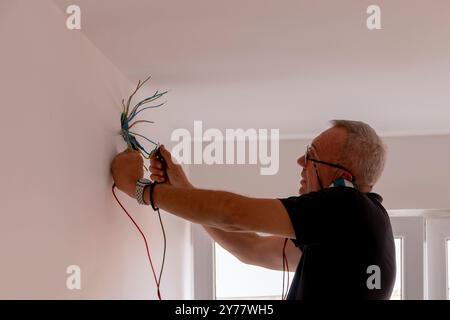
[149, 182, 159, 211]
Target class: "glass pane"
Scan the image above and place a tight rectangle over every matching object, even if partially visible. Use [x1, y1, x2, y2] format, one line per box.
[390, 238, 403, 300]
[214, 243, 294, 299]
[447, 240, 450, 300]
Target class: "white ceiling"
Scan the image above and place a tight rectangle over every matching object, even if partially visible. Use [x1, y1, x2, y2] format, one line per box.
[53, 0, 450, 137]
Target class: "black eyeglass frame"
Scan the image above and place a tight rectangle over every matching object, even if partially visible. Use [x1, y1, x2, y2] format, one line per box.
[305, 144, 355, 182]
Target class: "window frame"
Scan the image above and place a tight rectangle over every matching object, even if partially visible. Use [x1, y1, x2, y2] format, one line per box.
[425, 215, 450, 299]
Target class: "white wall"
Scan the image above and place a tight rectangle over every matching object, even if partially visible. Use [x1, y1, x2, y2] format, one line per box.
[189, 135, 450, 210]
[376, 135, 450, 209]
[0, 0, 191, 299]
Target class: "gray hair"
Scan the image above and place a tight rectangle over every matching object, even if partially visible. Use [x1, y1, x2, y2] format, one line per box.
[330, 120, 387, 192]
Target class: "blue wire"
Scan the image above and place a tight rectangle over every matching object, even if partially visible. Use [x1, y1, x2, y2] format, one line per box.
[119, 80, 167, 157]
[127, 102, 166, 123]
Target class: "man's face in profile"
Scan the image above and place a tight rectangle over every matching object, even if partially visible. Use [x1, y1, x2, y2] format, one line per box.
[296, 127, 348, 195]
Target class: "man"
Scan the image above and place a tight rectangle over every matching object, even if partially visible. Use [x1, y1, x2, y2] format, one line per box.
[111, 120, 396, 299]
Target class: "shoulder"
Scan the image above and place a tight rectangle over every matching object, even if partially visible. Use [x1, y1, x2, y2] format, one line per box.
[280, 187, 385, 218]
[316, 187, 384, 206]
[282, 186, 364, 204]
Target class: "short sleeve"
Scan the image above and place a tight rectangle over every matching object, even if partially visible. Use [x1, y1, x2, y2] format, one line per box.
[279, 187, 356, 246]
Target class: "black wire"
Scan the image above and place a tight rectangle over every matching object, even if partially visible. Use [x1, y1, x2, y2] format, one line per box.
[282, 238, 289, 300]
[282, 240, 286, 299]
[284, 253, 290, 300]
[156, 208, 166, 287]
[287, 257, 290, 299]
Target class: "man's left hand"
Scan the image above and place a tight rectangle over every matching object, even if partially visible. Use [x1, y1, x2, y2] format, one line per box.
[111, 149, 144, 198]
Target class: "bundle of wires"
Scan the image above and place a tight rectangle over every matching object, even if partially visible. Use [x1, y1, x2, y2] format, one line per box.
[120, 75, 168, 162]
[112, 76, 168, 300]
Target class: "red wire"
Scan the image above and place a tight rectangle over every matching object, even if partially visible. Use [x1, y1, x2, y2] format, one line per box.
[112, 184, 162, 300]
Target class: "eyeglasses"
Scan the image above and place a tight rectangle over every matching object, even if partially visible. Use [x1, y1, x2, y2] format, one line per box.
[305, 144, 355, 180]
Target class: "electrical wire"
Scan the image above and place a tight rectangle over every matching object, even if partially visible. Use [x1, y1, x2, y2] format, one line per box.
[112, 76, 168, 299]
[156, 205, 167, 287]
[282, 237, 290, 300]
[120, 75, 168, 162]
[112, 183, 166, 300]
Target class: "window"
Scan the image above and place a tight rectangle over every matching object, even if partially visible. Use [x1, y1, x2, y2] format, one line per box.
[425, 216, 450, 299]
[390, 238, 403, 300]
[447, 240, 450, 299]
[389, 214, 424, 299]
[214, 243, 295, 300]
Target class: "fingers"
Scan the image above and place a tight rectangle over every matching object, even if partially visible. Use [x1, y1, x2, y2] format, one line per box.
[150, 165, 166, 183]
[150, 174, 166, 183]
[149, 155, 166, 182]
[159, 145, 175, 168]
[150, 157, 163, 170]
[149, 165, 164, 176]
[149, 145, 174, 168]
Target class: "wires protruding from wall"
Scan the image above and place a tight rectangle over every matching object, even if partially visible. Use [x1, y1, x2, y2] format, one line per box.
[120, 75, 168, 168]
[112, 76, 168, 299]
[112, 184, 166, 300]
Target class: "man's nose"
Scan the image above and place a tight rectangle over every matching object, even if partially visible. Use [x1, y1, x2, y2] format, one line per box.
[298, 155, 306, 168]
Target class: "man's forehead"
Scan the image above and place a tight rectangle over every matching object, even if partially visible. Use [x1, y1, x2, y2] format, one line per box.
[311, 128, 347, 149]
[311, 129, 329, 146]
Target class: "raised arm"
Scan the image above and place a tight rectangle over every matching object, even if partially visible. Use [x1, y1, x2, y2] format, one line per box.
[144, 184, 295, 238]
[111, 147, 298, 264]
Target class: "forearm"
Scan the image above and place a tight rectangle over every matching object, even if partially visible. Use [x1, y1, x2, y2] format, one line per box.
[144, 184, 243, 231]
[203, 225, 261, 260]
[142, 183, 295, 238]
[205, 226, 301, 270]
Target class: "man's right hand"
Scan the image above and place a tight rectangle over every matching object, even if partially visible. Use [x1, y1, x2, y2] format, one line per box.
[150, 145, 193, 189]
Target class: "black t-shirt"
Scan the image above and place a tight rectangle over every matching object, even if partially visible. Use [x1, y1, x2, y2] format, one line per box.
[279, 186, 396, 300]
